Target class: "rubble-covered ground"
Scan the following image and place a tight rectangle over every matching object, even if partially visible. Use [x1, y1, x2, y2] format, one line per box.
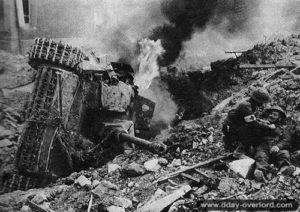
[0, 35, 300, 212]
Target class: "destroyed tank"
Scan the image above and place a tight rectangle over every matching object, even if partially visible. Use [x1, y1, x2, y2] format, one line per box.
[1, 38, 166, 193]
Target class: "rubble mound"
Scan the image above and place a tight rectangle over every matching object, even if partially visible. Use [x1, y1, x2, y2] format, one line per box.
[239, 34, 300, 65]
[161, 35, 300, 119]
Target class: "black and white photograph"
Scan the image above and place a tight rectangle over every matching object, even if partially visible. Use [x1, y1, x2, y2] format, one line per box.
[0, 0, 300, 211]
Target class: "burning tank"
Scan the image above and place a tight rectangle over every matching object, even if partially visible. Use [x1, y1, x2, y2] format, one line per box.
[1, 38, 167, 193]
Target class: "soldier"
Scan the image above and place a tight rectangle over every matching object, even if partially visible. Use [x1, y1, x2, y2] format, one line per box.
[254, 106, 295, 182]
[222, 87, 271, 158]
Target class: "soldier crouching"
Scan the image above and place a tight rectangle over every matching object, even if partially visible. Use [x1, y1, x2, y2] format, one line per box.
[222, 88, 271, 158]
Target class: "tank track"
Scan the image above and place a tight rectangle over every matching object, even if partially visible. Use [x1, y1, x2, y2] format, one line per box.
[1, 173, 38, 193]
[1, 39, 88, 192]
[15, 67, 58, 172]
[29, 37, 87, 72]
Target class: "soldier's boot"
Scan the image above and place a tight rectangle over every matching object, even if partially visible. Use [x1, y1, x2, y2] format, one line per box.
[279, 165, 296, 176]
[254, 169, 267, 183]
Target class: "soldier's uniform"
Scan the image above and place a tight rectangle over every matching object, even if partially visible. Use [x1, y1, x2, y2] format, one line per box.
[253, 106, 295, 182]
[222, 88, 271, 157]
[222, 98, 257, 152]
[255, 125, 292, 172]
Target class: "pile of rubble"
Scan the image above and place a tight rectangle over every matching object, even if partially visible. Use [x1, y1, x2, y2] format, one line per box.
[163, 118, 224, 165]
[161, 35, 300, 120]
[0, 105, 23, 179]
[239, 34, 300, 65]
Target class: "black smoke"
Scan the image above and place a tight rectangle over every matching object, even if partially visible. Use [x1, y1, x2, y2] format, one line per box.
[150, 0, 260, 66]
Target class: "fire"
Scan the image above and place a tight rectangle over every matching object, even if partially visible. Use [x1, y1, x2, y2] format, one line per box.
[134, 39, 165, 91]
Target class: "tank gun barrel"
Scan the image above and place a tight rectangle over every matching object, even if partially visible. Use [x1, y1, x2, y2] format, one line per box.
[118, 133, 167, 154]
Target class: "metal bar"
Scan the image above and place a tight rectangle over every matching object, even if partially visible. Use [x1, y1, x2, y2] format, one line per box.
[53, 43, 58, 62]
[239, 64, 297, 69]
[155, 154, 232, 184]
[45, 39, 52, 60]
[180, 173, 201, 183]
[225, 51, 246, 53]
[66, 45, 72, 66]
[119, 133, 167, 154]
[60, 44, 67, 64]
[39, 38, 46, 59]
[58, 74, 63, 117]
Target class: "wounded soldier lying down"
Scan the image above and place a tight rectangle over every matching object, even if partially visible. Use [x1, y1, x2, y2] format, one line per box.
[254, 106, 295, 182]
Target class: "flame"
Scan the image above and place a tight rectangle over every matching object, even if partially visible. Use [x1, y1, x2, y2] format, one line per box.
[134, 39, 165, 91]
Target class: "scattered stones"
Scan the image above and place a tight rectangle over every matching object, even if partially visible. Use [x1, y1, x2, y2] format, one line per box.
[101, 180, 119, 190]
[32, 193, 47, 204]
[207, 134, 214, 143]
[218, 178, 239, 195]
[192, 141, 198, 149]
[74, 175, 91, 187]
[92, 181, 118, 200]
[171, 159, 181, 167]
[128, 182, 134, 187]
[279, 176, 285, 183]
[136, 185, 191, 212]
[293, 167, 300, 176]
[92, 180, 100, 188]
[154, 188, 166, 197]
[194, 185, 208, 196]
[91, 170, 99, 180]
[158, 158, 168, 166]
[181, 149, 188, 155]
[20, 205, 31, 212]
[168, 199, 186, 212]
[251, 181, 262, 190]
[112, 197, 132, 208]
[122, 162, 146, 177]
[107, 205, 125, 212]
[229, 158, 255, 178]
[144, 159, 161, 172]
[108, 163, 121, 174]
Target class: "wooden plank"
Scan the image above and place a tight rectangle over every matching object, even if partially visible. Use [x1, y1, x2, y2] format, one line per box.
[194, 169, 210, 178]
[87, 194, 93, 212]
[180, 173, 200, 183]
[167, 179, 178, 186]
[27, 201, 50, 212]
[136, 185, 191, 212]
[155, 154, 232, 184]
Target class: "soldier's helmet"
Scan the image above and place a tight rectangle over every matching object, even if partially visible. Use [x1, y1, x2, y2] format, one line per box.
[264, 106, 286, 119]
[250, 88, 271, 104]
